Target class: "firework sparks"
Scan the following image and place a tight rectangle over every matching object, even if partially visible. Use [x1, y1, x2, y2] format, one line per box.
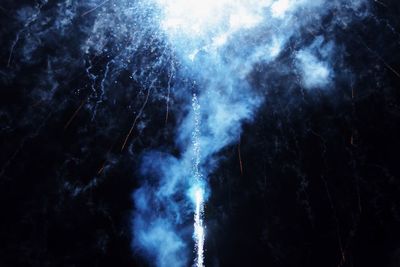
[192, 94, 205, 267]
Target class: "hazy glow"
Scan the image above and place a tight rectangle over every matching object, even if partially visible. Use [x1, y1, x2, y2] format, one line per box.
[158, 0, 228, 35]
[296, 48, 332, 89]
[130, 0, 368, 266]
[156, 0, 271, 43]
[271, 0, 291, 17]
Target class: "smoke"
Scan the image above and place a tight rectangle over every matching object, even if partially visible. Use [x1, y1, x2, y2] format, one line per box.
[131, 0, 370, 266]
[0, 0, 371, 266]
[295, 36, 335, 89]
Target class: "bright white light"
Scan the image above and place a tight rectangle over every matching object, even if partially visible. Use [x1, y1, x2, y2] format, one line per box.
[191, 94, 205, 267]
[193, 186, 205, 267]
[158, 0, 227, 35]
[195, 188, 204, 204]
[271, 0, 292, 18]
[156, 0, 272, 41]
[152, 1, 332, 266]
[154, 0, 304, 60]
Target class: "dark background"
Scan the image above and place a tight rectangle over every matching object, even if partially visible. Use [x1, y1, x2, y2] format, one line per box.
[1, 1, 400, 266]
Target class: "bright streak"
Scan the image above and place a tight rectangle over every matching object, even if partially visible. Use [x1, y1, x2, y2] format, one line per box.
[131, 0, 370, 265]
[192, 94, 205, 267]
[153, 0, 331, 266]
[194, 186, 205, 267]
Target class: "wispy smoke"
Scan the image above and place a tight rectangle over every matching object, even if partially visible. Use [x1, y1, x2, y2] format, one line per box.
[1, 0, 371, 266]
[295, 36, 335, 89]
[131, 0, 370, 266]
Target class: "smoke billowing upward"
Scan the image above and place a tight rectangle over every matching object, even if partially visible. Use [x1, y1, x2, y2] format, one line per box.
[1, 0, 400, 266]
[132, 0, 371, 266]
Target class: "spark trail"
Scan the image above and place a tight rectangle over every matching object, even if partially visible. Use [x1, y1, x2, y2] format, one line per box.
[191, 94, 205, 267]
[0, 0, 382, 266]
[130, 0, 371, 266]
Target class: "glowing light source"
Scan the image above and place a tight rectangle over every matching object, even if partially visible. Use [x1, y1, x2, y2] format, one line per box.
[193, 186, 205, 267]
[131, 0, 370, 265]
[191, 94, 205, 267]
[271, 0, 292, 18]
[155, 0, 271, 45]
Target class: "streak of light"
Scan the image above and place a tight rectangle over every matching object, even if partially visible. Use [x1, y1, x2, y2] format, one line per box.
[321, 174, 345, 267]
[121, 88, 151, 151]
[381, 59, 400, 78]
[7, 1, 46, 67]
[165, 70, 173, 126]
[97, 163, 106, 175]
[192, 94, 204, 267]
[238, 136, 243, 176]
[356, 34, 400, 78]
[7, 33, 20, 67]
[81, 0, 110, 17]
[97, 142, 116, 175]
[64, 100, 85, 130]
[194, 187, 205, 267]
[374, 0, 388, 7]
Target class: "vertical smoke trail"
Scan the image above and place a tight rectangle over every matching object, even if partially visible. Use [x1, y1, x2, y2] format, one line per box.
[192, 94, 205, 267]
[1, 0, 387, 266]
[131, 0, 371, 266]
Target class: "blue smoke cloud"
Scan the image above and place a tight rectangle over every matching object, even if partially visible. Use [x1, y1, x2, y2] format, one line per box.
[295, 36, 335, 89]
[130, 0, 371, 266]
[2, 0, 372, 265]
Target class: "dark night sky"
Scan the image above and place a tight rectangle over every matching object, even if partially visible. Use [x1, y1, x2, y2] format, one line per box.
[1, 1, 400, 267]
